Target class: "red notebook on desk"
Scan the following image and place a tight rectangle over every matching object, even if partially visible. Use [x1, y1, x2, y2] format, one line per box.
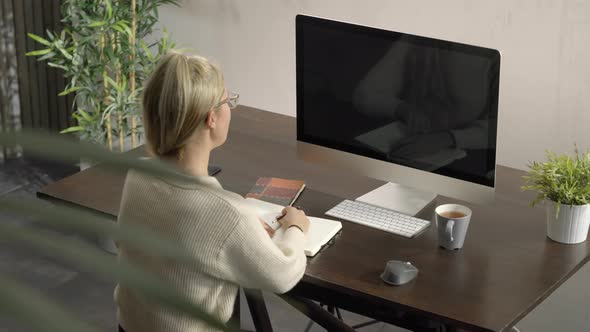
[245, 177, 306, 206]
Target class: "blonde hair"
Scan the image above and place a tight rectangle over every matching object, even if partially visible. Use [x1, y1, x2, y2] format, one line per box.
[142, 50, 225, 159]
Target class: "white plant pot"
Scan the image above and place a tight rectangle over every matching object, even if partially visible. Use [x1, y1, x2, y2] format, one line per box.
[546, 201, 590, 244]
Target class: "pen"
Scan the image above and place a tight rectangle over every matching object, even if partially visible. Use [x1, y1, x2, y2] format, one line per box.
[276, 205, 303, 221]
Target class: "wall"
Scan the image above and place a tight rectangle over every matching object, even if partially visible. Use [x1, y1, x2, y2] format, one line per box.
[157, 0, 590, 170]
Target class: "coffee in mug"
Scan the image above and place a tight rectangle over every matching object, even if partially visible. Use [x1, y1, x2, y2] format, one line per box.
[439, 211, 466, 219]
[435, 204, 472, 250]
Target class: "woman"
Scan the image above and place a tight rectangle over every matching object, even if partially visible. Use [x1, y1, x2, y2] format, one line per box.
[114, 51, 310, 332]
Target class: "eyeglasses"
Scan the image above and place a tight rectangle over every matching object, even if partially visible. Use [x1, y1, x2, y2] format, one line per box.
[214, 92, 239, 110]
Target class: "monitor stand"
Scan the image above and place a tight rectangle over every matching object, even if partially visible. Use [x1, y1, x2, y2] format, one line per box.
[355, 182, 437, 216]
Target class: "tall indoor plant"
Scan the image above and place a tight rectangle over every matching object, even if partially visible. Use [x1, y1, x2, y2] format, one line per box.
[522, 148, 590, 244]
[27, 0, 179, 152]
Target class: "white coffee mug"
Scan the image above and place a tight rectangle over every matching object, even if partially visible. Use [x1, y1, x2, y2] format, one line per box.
[435, 204, 472, 250]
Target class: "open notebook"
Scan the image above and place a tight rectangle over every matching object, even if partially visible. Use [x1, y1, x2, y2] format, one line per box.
[245, 198, 342, 257]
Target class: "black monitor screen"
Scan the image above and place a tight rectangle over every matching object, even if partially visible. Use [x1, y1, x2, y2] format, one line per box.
[296, 15, 500, 187]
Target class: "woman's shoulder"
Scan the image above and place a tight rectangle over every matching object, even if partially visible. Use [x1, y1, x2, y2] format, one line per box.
[125, 169, 259, 224]
[209, 187, 260, 223]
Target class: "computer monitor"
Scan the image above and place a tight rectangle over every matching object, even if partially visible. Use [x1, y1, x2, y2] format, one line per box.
[296, 15, 500, 214]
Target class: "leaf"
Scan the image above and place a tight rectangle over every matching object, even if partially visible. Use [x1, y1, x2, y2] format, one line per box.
[112, 24, 126, 34]
[174, 47, 193, 53]
[27, 33, 51, 46]
[0, 131, 194, 184]
[122, 24, 133, 37]
[0, 275, 100, 332]
[38, 51, 58, 61]
[58, 86, 82, 96]
[105, 76, 119, 90]
[0, 223, 237, 332]
[0, 199, 197, 267]
[77, 109, 94, 122]
[105, 0, 113, 19]
[102, 104, 117, 123]
[141, 40, 153, 61]
[89, 20, 108, 28]
[59, 126, 84, 134]
[161, 27, 169, 50]
[116, 21, 132, 36]
[56, 45, 74, 60]
[72, 112, 83, 122]
[26, 48, 52, 57]
[120, 75, 128, 92]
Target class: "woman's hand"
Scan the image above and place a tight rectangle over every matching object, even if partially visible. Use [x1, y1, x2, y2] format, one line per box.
[259, 218, 276, 238]
[278, 206, 310, 234]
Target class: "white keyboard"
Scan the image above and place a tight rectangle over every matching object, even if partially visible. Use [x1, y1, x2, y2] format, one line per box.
[325, 200, 430, 238]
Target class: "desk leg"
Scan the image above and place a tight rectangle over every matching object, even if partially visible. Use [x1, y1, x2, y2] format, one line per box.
[229, 291, 240, 330]
[279, 295, 356, 332]
[442, 325, 458, 332]
[410, 324, 458, 332]
[243, 289, 274, 332]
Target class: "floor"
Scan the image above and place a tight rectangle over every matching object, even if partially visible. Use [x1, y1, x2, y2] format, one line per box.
[0, 158, 588, 332]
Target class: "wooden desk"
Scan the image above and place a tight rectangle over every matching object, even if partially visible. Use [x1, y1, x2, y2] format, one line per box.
[38, 106, 590, 332]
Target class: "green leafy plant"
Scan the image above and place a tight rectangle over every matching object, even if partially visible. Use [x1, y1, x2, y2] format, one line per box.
[522, 147, 590, 210]
[26, 0, 179, 151]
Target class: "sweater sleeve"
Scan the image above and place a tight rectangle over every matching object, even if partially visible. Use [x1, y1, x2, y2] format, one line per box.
[215, 211, 307, 294]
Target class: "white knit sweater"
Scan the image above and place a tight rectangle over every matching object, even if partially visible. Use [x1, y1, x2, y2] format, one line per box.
[114, 169, 307, 332]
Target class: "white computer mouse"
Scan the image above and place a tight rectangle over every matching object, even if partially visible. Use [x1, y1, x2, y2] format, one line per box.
[380, 260, 419, 286]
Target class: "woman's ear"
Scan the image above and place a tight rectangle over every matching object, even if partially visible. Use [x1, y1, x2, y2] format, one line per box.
[205, 111, 217, 129]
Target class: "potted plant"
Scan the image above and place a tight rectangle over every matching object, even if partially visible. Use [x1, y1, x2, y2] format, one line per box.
[26, 0, 179, 164]
[522, 148, 590, 244]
